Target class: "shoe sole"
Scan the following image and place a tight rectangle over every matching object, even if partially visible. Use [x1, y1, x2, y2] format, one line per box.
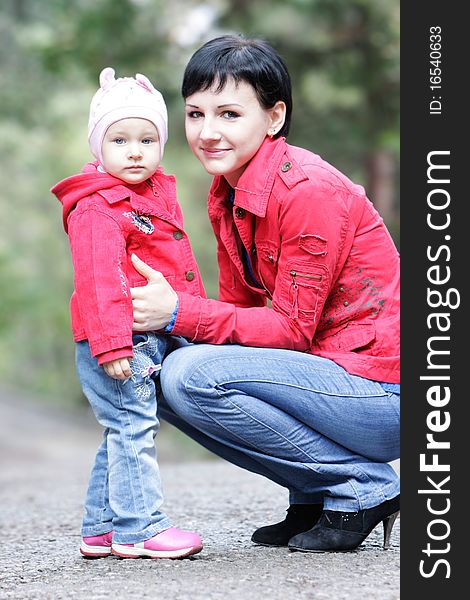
[111, 543, 203, 559]
[251, 540, 287, 548]
[288, 545, 355, 554]
[80, 542, 112, 558]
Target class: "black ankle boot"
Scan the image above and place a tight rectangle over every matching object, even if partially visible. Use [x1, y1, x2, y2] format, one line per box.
[288, 495, 400, 553]
[251, 503, 323, 547]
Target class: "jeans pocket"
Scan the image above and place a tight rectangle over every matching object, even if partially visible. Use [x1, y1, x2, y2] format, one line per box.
[128, 333, 162, 402]
[132, 332, 150, 349]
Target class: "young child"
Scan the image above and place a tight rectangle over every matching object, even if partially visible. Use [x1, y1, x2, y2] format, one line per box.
[51, 67, 204, 559]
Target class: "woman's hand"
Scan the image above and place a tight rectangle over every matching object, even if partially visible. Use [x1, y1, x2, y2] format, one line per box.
[130, 254, 178, 331]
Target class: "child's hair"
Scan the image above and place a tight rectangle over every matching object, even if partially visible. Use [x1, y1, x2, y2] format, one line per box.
[88, 67, 168, 166]
[181, 35, 292, 138]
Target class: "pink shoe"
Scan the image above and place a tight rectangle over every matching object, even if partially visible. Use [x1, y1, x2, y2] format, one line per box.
[111, 527, 203, 559]
[80, 531, 113, 558]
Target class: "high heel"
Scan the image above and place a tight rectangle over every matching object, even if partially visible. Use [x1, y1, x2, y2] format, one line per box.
[288, 494, 400, 553]
[383, 510, 399, 550]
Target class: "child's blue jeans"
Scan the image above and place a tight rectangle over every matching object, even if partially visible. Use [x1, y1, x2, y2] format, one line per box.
[76, 332, 184, 544]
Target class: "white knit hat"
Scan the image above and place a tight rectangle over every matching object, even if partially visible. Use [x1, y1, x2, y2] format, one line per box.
[88, 67, 168, 166]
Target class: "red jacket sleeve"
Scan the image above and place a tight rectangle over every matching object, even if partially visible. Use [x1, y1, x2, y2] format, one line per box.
[67, 205, 134, 362]
[172, 181, 346, 350]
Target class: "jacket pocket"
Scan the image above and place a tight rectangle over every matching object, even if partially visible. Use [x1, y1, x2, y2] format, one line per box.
[316, 321, 376, 352]
[130, 274, 176, 288]
[132, 332, 151, 349]
[132, 279, 150, 288]
[285, 262, 328, 320]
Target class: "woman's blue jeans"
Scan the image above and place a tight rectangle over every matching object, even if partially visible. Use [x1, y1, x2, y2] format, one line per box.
[76, 333, 183, 543]
[159, 344, 400, 512]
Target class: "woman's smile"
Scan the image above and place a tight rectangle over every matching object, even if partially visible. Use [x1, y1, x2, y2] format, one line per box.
[201, 147, 232, 157]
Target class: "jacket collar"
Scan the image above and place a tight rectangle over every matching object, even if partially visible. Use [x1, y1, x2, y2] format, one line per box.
[80, 162, 175, 214]
[52, 162, 175, 231]
[209, 137, 287, 218]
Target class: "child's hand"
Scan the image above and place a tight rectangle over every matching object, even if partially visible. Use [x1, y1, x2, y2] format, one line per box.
[103, 357, 132, 380]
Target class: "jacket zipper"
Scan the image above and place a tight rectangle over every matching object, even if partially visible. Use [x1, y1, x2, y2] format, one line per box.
[289, 270, 322, 319]
[289, 269, 322, 282]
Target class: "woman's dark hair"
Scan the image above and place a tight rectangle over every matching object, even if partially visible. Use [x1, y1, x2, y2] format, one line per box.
[182, 34, 292, 138]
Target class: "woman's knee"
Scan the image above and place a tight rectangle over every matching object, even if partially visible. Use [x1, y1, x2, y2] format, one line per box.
[160, 344, 217, 416]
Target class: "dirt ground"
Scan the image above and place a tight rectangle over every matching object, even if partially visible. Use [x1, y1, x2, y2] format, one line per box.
[0, 386, 400, 600]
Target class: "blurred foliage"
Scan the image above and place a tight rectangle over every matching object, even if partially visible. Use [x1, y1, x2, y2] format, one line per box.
[0, 0, 399, 405]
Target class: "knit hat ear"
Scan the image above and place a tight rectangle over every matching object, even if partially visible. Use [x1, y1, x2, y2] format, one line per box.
[88, 67, 168, 167]
[135, 73, 154, 92]
[101, 67, 116, 86]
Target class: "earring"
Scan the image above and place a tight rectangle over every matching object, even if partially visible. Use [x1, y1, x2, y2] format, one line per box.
[268, 129, 277, 138]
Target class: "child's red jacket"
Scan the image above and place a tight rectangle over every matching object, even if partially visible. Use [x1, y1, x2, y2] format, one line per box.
[52, 162, 205, 365]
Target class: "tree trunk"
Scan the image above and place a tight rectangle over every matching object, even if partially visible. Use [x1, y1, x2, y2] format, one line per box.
[366, 150, 397, 226]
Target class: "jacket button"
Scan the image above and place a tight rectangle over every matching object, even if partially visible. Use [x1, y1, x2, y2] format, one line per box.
[339, 286, 344, 292]
[185, 271, 195, 281]
[281, 161, 292, 172]
[173, 231, 183, 240]
[343, 301, 349, 306]
[235, 207, 246, 218]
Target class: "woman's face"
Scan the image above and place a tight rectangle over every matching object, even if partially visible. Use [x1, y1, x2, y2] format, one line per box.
[184, 78, 284, 188]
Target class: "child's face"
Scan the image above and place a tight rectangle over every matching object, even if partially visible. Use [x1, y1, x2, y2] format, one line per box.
[101, 118, 160, 184]
[184, 78, 284, 188]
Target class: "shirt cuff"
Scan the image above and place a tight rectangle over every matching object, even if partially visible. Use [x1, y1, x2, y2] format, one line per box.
[96, 346, 133, 365]
[163, 298, 179, 332]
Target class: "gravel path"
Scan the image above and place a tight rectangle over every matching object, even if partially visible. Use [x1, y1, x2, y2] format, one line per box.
[0, 386, 400, 600]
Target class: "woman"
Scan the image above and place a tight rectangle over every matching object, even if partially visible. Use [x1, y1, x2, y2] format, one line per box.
[130, 34, 400, 553]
